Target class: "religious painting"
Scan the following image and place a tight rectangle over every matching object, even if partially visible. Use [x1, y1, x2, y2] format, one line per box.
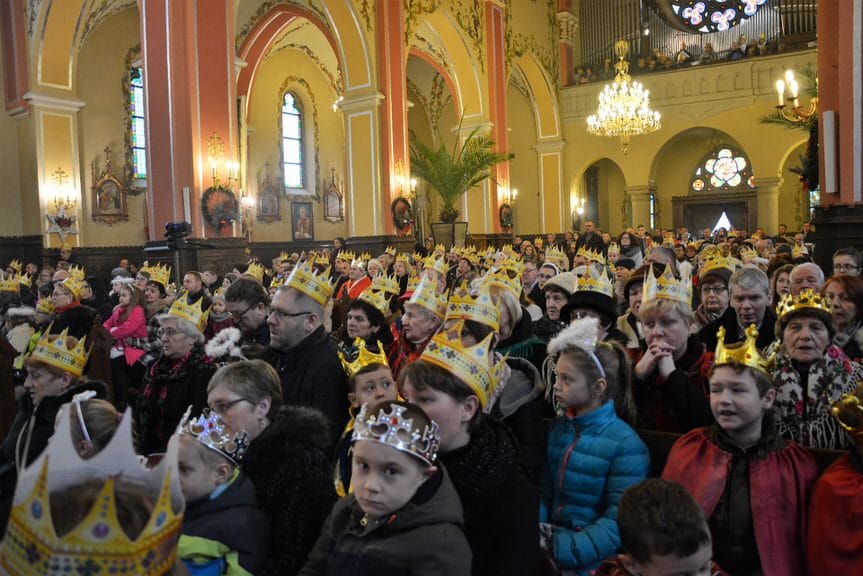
[256, 161, 281, 223]
[323, 168, 344, 223]
[292, 202, 314, 240]
[391, 197, 412, 236]
[499, 204, 513, 229]
[91, 147, 129, 225]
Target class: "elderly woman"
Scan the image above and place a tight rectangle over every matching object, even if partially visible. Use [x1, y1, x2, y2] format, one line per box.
[821, 275, 863, 363]
[135, 310, 215, 455]
[772, 289, 863, 449]
[207, 360, 335, 575]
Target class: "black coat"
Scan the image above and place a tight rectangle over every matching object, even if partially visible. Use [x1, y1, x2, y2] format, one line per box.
[243, 405, 337, 576]
[698, 307, 778, 352]
[439, 417, 548, 576]
[265, 326, 349, 438]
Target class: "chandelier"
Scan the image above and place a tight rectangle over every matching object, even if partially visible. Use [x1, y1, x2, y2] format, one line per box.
[587, 39, 661, 154]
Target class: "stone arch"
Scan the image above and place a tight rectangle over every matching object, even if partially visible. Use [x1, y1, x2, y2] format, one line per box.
[510, 54, 560, 140]
[407, 48, 462, 116]
[568, 157, 628, 235]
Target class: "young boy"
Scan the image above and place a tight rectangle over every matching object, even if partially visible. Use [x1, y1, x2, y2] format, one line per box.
[335, 339, 399, 496]
[300, 400, 471, 575]
[594, 478, 727, 576]
[663, 325, 819, 576]
[177, 409, 269, 575]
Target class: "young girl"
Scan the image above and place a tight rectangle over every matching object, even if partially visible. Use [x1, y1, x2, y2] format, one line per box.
[204, 289, 235, 339]
[300, 400, 471, 575]
[542, 318, 650, 575]
[61, 390, 121, 459]
[103, 283, 147, 410]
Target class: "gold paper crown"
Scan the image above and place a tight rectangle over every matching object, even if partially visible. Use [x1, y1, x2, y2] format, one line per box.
[0, 272, 20, 293]
[404, 273, 421, 294]
[407, 275, 447, 319]
[534, 238, 544, 249]
[433, 243, 445, 256]
[279, 251, 292, 263]
[284, 256, 335, 306]
[245, 261, 265, 282]
[178, 408, 249, 465]
[545, 247, 567, 266]
[269, 276, 285, 290]
[7, 259, 22, 274]
[739, 245, 758, 260]
[831, 382, 863, 438]
[714, 325, 774, 376]
[382, 245, 396, 257]
[36, 298, 55, 315]
[352, 402, 440, 466]
[792, 244, 809, 258]
[700, 255, 735, 278]
[446, 283, 500, 332]
[29, 326, 91, 377]
[482, 258, 524, 299]
[339, 337, 390, 380]
[18, 272, 32, 287]
[337, 250, 356, 263]
[643, 264, 692, 305]
[359, 289, 392, 317]
[371, 273, 400, 295]
[420, 319, 506, 408]
[0, 404, 184, 576]
[168, 292, 210, 332]
[775, 288, 831, 321]
[423, 256, 450, 278]
[142, 263, 172, 288]
[577, 246, 606, 265]
[607, 243, 620, 256]
[213, 287, 226, 298]
[576, 265, 615, 298]
[395, 253, 410, 266]
[500, 243, 514, 256]
[69, 265, 86, 282]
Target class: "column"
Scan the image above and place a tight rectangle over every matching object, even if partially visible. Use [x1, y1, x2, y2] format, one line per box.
[486, 0, 510, 234]
[376, 0, 409, 235]
[456, 120, 496, 232]
[757, 177, 781, 233]
[556, 2, 580, 87]
[534, 140, 567, 233]
[626, 184, 656, 231]
[338, 93, 385, 237]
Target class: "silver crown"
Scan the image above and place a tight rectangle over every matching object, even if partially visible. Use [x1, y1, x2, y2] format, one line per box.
[352, 403, 440, 465]
[177, 408, 249, 465]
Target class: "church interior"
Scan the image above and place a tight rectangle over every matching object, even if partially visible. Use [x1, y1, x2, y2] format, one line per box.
[0, 0, 859, 279]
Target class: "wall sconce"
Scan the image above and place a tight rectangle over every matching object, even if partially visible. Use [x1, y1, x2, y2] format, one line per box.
[394, 159, 411, 197]
[575, 197, 586, 215]
[50, 167, 77, 212]
[205, 132, 239, 189]
[775, 69, 817, 123]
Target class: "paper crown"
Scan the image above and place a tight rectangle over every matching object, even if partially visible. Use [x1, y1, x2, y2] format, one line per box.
[714, 325, 774, 376]
[433, 243, 445, 256]
[339, 337, 390, 380]
[445, 283, 500, 332]
[0, 404, 184, 576]
[371, 273, 400, 296]
[142, 263, 172, 288]
[382, 245, 396, 257]
[36, 298, 55, 315]
[404, 273, 421, 294]
[792, 244, 809, 258]
[739, 245, 758, 260]
[831, 382, 863, 438]
[269, 276, 285, 290]
[407, 275, 447, 319]
[700, 255, 735, 279]
[30, 326, 91, 377]
[0, 272, 20, 293]
[7, 259, 22, 274]
[775, 288, 831, 321]
[395, 253, 410, 266]
[60, 276, 86, 301]
[352, 402, 440, 466]
[69, 265, 86, 282]
[337, 250, 355, 263]
[423, 256, 450, 279]
[607, 243, 620, 256]
[577, 246, 606, 265]
[643, 264, 692, 305]
[278, 251, 292, 263]
[482, 259, 524, 299]
[178, 408, 249, 466]
[245, 261, 265, 282]
[534, 238, 544, 249]
[168, 292, 210, 332]
[18, 272, 32, 287]
[420, 319, 506, 408]
[284, 256, 335, 306]
[359, 289, 392, 317]
[575, 265, 614, 298]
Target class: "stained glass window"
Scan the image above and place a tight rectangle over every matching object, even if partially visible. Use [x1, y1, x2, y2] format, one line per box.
[690, 147, 756, 193]
[130, 67, 146, 180]
[671, 0, 768, 33]
[282, 93, 304, 189]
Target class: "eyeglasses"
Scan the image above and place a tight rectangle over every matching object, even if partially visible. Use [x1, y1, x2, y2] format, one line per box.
[267, 307, 312, 320]
[209, 398, 249, 415]
[833, 264, 860, 272]
[700, 285, 727, 294]
[228, 303, 255, 319]
[157, 327, 181, 337]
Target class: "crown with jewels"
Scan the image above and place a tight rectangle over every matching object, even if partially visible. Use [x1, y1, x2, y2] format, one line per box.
[407, 275, 447, 319]
[339, 337, 390, 380]
[245, 261, 265, 282]
[371, 273, 400, 296]
[433, 243, 446, 256]
[36, 298, 55, 315]
[337, 250, 355, 263]
[482, 258, 524, 299]
[714, 325, 774, 376]
[352, 402, 440, 466]
[643, 264, 692, 305]
[423, 256, 450, 279]
[792, 244, 809, 258]
[168, 292, 210, 332]
[0, 403, 184, 575]
[575, 264, 615, 298]
[359, 289, 392, 317]
[775, 288, 831, 321]
[29, 326, 91, 376]
[0, 272, 20, 293]
[577, 246, 606, 265]
[7, 259, 22, 274]
[284, 256, 335, 306]
[396, 253, 410, 266]
[420, 319, 506, 408]
[177, 408, 249, 465]
[445, 283, 500, 332]
[544, 246, 566, 266]
[142, 263, 172, 288]
[831, 382, 863, 438]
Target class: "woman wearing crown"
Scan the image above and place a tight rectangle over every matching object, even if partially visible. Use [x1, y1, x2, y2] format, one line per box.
[0, 327, 107, 531]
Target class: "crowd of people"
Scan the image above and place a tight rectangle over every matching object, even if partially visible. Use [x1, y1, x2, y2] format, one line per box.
[0, 219, 860, 575]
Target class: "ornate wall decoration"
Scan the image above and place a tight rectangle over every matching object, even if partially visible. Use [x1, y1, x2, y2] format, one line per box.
[121, 44, 146, 196]
[407, 73, 452, 135]
[556, 10, 578, 47]
[405, 0, 439, 43]
[91, 146, 129, 225]
[266, 42, 344, 94]
[26, 0, 43, 37]
[447, 0, 485, 72]
[353, 0, 374, 32]
[410, 34, 453, 76]
[508, 67, 532, 102]
[276, 76, 321, 201]
[505, 0, 559, 90]
[236, 0, 332, 50]
[78, 0, 138, 48]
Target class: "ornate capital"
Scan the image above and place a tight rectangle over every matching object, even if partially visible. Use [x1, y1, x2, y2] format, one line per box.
[556, 11, 578, 47]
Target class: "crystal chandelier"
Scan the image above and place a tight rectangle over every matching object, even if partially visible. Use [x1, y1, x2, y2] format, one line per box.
[587, 39, 661, 154]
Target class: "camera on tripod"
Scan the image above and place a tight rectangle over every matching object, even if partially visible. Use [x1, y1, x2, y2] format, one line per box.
[165, 221, 192, 241]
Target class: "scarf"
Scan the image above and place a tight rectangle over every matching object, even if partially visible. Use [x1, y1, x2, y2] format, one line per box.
[144, 298, 170, 321]
[772, 345, 862, 449]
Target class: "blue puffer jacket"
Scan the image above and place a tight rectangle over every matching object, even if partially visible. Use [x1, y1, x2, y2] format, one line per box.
[540, 400, 649, 574]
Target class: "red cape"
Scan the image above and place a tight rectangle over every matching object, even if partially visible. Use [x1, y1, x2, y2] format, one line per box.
[807, 453, 863, 575]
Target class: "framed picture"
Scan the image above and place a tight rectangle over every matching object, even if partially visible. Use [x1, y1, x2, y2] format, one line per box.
[91, 147, 129, 225]
[258, 183, 281, 223]
[323, 168, 344, 222]
[292, 202, 314, 240]
[391, 197, 413, 236]
[499, 204, 513, 229]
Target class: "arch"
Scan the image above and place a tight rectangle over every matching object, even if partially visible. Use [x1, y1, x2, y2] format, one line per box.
[567, 156, 629, 234]
[36, 0, 88, 89]
[648, 126, 746, 184]
[510, 54, 560, 140]
[407, 48, 462, 115]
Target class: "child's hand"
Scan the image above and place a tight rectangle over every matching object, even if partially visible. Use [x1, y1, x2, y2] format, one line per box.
[539, 523, 554, 551]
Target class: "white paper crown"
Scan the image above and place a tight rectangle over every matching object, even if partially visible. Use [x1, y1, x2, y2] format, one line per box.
[352, 402, 440, 466]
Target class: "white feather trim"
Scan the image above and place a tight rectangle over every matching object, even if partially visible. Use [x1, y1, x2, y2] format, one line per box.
[547, 317, 600, 357]
[5, 306, 35, 317]
[204, 327, 245, 360]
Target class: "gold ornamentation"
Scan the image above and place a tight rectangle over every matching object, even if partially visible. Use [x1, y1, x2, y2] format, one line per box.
[168, 292, 210, 332]
[714, 325, 774, 376]
[407, 275, 447, 320]
[576, 265, 614, 298]
[643, 264, 692, 305]
[284, 256, 335, 306]
[775, 289, 831, 321]
[445, 283, 500, 332]
[30, 326, 91, 377]
[339, 337, 390, 379]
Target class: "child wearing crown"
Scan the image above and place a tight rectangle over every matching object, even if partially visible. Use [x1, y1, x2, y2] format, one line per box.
[542, 318, 649, 575]
[300, 400, 472, 575]
[177, 409, 268, 575]
[335, 340, 399, 497]
[662, 325, 819, 576]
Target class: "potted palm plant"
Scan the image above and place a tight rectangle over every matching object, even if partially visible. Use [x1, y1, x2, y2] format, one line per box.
[409, 118, 513, 248]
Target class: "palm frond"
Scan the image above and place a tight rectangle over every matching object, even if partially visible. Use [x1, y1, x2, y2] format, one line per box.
[757, 109, 814, 133]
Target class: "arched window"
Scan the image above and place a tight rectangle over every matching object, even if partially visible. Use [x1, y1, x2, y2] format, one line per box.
[130, 67, 146, 180]
[281, 92, 304, 189]
[690, 146, 756, 193]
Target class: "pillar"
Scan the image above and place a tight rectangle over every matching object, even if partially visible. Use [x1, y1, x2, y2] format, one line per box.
[456, 120, 495, 232]
[756, 177, 782, 234]
[556, 1, 580, 87]
[534, 140, 567, 233]
[486, 0, 510, 234]
[626, 184, 656, 231]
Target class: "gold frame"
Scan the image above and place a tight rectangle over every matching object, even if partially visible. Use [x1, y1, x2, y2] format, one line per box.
[91, 147, 129, 225]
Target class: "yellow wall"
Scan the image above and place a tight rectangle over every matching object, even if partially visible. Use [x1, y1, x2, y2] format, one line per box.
[0, 46, 24, 236]
[75, 7, 145, 247]
[507, 84, 540, 235]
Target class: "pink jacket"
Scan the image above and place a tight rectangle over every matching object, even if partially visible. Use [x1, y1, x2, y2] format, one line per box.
[103, 305, 147, 365]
